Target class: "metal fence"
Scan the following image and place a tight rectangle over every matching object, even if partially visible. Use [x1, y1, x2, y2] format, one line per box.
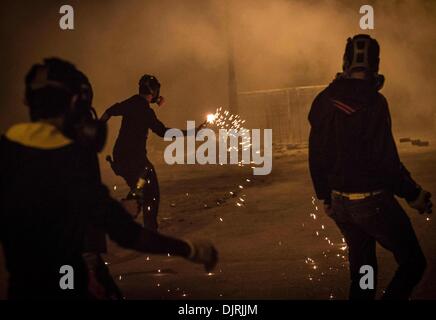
[237, 85, 326, 145]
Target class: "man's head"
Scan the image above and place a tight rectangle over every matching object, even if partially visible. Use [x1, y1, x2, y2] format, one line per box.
[138, 74, 160, 103]
[25, 58, 93, 121]
[343, 34, 380, 77]
[24, 58, 106, 151]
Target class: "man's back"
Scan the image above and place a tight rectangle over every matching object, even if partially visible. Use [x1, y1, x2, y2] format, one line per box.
[0, 122, 99, 298]
[106, 95, 168, 170]
[309, 77, 417, 200]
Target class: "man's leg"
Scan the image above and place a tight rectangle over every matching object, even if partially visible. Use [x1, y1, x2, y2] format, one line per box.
[94, 254, 124, 300]
[331, 196, 378, 300]
[378, 197, 426, 300]
[336, 220, 378, 300]
[140, 162, 160, 231]
[350, 194, 426, 300]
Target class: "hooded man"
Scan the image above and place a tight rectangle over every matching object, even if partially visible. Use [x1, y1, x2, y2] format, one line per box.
[308, 34, 432, 300]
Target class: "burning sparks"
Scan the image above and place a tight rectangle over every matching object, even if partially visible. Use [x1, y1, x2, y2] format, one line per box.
[177, 107, 254, 218]
[303, 196, 350, 298]
[206, 113, 216, 124]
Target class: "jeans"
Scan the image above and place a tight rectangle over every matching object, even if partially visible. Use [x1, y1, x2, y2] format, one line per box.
[330, 192, 426, 300]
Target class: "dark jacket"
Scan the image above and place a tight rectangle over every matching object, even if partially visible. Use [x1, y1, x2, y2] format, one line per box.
[105, 95, 169, 172]
[308, 77, 419, 203]
[0, 122, 189, 299]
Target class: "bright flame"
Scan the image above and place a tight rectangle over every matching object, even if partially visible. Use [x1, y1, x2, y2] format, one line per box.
[207, 113, 216, 123]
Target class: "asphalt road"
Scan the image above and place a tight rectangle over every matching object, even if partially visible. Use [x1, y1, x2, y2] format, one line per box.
[99, 143, 436, 300]
[1, 142, 435, 299]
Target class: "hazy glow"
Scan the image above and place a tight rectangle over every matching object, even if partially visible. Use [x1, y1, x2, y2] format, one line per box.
[207, 113, 216, 123]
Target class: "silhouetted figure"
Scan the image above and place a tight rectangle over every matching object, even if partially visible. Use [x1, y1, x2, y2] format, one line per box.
[309, 35, 432, 300]
[0, 58, 217, 300]
[101, 75, 204, 230]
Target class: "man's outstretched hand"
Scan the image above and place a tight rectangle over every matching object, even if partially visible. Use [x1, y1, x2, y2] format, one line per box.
[186, 240, 218, 272]
[156, 96, 166, 107]
[323, 202, 333, 217]
[408, 188, 433, 214]
[196, 120, 208, 131]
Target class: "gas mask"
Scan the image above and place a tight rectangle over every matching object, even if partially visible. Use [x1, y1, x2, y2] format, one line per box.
[139, 74, 161, 104]
[335, 72, 385, 91]
[339, 34, 385, 91]
[62, 80, 107, 152]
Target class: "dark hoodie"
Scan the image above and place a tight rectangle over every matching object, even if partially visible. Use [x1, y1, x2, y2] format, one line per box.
[308, 77, 419, 203]
[105, 95, 169, 173]
[0, 122, 190, 299]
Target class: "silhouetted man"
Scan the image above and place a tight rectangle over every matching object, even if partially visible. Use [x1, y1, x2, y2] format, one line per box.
[101, 75, 204, 230]
[0, 58, 217, 299]
[309, 34, 432, 300]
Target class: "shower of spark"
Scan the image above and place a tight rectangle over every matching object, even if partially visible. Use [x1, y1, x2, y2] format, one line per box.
[207, 113, 216, 124]
[156, 108, 250, 299]
[202, 107, 253, 212]
[303, 195, 349, 299]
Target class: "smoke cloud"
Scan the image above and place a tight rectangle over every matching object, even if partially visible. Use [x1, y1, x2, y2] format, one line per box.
[1, 0, 435, 143]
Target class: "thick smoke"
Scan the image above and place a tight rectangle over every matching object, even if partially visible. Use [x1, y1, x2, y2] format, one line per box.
[230, 0, 436, 136]
[1, 0, 435, 142]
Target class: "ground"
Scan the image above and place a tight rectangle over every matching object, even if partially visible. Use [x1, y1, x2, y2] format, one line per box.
[1, 141, 435, 300]
[98, 141, 436, 300]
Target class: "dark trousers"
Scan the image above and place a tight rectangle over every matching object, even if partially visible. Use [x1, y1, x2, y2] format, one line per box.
[137, 162, 160, 231]
[8, 261, 88, 300]
[90, 254, 124, 300]
[330, 192, 426, 300]
[114, 159, 160, 230]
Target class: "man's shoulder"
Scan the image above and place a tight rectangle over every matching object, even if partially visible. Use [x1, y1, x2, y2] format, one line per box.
[313, 88, 330, 104]
[375, 92, 388, 104]
[114, 95, 136, 107]
[118, 95, 153, 113]
[308, 88, 331, 124]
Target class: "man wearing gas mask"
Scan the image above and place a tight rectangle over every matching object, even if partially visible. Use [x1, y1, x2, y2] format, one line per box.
[309, 34, 432, 300]
[0, 58, 217, 299]
[101, 75, 204, 231]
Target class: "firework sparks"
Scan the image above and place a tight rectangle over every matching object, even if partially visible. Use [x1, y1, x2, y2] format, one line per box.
[303, 196, 350, 298]
[200, 108, 253, 215]
[207, 113, 217, 124]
